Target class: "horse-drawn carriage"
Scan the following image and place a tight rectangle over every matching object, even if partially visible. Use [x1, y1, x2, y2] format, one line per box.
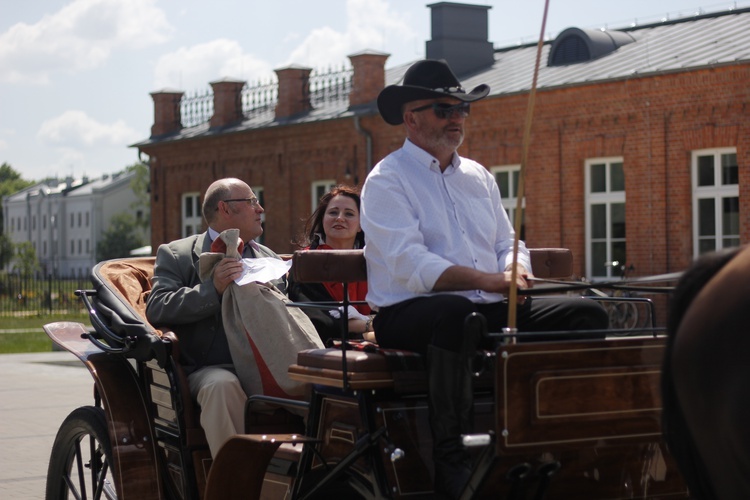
[43, 248, 688, 499]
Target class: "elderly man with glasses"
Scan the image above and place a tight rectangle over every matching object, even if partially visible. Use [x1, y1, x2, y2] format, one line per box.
[360, 60, 608, 498]
[146, 178, 283, 458]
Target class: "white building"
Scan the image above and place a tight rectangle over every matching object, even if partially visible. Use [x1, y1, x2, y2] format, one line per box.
[2, 172, 142, 278]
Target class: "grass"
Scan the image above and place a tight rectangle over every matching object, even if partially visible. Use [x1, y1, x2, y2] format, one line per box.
[0, 313, 91, 354]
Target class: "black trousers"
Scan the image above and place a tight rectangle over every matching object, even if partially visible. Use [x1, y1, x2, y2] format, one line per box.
[374, 294, 609, 355]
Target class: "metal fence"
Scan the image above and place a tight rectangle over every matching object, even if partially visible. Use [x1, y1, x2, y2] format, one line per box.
[180, 65, 353, 128]
[0, 274, 90, 316]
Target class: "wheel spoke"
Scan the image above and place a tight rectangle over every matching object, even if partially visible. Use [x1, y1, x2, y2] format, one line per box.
[93, 457, 110, 499]
[75, 438, 88, 499]
[47, 407, 115, 500]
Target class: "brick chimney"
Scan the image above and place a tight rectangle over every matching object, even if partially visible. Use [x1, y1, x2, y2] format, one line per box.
[426, 2, 494, 76]
[348, 50, 390, 107]
[150, 89, 184, 137]
[274, 65, 313, 119]
[209, 78, 246, 128]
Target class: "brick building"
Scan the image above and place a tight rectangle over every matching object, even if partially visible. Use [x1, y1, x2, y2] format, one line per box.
[133, 2, 750, 285]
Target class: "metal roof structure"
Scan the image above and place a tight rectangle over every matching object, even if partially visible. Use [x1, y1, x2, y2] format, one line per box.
[134, 6, 750, 147]
[458, 7, 750, 98]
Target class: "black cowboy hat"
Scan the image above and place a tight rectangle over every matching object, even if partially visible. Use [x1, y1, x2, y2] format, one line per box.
[377, 59, 490, 125]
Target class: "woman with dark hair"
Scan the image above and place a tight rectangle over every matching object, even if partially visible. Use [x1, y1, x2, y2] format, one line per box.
[289, 185, 374, 343]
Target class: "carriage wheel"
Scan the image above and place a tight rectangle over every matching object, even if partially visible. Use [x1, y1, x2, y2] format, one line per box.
[46, 406, 118, 500]
[607, 301, 640, 331]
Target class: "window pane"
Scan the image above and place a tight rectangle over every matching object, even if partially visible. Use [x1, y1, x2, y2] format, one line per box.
[697, 155, 714, 187]
[723, 237, 740, 248]
[185, 197, 194, 218]
[590, 164, 606, 193]
[196, 197, 202, 217]
[610, 162, 625, 192]
[611, 241, 627, 274]
[721, 153, 738, 186]
[591, 204, 606, 238]
[698, 198, 715, 236]
[722, 197, 739, 236]
[591, 242, 607, 276]
[611, 203, 626, 239]
[512, 170, 520, 198]
[699, 239, 716, 254]
[496, 171, 509, 198]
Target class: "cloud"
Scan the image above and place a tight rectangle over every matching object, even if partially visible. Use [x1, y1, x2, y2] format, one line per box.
[285, 0, 416, 68]
[37, 110, 140, 147]
[0, 139, 7, 152]
[153, 38, 273, 91]
[0, 0, 173, 84]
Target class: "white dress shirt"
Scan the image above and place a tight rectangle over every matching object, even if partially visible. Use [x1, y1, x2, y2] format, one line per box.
[360, 139, 531, 308]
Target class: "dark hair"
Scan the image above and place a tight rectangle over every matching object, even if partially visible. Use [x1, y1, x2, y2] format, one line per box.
[661, 246, 743, 500]
[295, 184, 365, 249]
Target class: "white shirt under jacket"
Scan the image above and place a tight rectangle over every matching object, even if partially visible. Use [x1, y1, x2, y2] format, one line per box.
[360, 139, 531, 309]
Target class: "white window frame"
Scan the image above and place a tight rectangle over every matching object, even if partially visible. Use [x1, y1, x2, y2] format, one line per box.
[585, 157, 626, 279]
[692, 147, 739, 256]
[181, 192, 203, 238]
[490, 165, 525, 239]
[311, 180, 337, 214]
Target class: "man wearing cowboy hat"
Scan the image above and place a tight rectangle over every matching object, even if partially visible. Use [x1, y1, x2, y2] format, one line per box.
[360, 59, 608, 498]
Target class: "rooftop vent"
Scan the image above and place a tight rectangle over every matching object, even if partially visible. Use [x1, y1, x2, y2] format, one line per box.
[548, 28, 635, 66]
[426, 2, 494, 76]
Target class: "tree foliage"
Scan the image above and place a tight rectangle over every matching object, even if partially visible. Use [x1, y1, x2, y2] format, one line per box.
[96, 212, 146, 261]
[0, 233, 13, 269]
[125, 161, 150, 242]
[13, 241, 40, 277]
[0, 163, 34, 234]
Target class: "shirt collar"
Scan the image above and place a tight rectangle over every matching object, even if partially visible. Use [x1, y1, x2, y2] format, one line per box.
[403, 139, 460, 174]
[208, 227, 260, 253]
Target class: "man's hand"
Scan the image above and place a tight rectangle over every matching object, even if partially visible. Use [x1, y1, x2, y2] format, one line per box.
[213, 258, 245, 295]
[501, 265, 532, 305]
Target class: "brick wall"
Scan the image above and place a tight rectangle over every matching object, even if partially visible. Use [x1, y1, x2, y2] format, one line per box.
[143, 64, 750, 287]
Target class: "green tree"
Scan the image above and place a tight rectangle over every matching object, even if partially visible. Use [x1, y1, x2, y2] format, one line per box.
[13, 241, 40, 277]
[125, 161, 150, 244]
[96, 213, 146, 261]
[0, 233, 13, 269]
[0, 162, 35, 234]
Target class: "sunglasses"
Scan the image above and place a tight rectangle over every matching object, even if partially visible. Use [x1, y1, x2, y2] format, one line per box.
[409, 101, 471, 120]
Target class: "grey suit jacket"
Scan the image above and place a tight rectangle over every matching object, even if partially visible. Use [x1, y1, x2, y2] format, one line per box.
[145, 231, 283, 374]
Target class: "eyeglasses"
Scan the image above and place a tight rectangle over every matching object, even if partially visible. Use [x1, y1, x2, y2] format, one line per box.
[410, 102, 470, 120]
[222, 197, 260, 208]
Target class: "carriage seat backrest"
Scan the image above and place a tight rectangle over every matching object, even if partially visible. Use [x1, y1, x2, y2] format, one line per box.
[96, 257, 155, 320]
[291, 248, 573, 284]
[288, 248, 575, 392]
[93, 257, 165, 337]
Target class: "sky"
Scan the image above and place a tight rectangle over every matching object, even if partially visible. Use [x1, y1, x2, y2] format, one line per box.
[1, 0, 747, 182]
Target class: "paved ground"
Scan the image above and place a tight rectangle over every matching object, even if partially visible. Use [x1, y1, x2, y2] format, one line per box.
[0, 351, 93, 499]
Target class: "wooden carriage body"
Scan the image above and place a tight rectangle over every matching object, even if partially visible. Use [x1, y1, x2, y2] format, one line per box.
[43, 250, 688, 499]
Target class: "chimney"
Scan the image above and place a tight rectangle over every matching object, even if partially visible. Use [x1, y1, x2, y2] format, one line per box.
[274, 65, 313, 119]
[426, 2, 494, 76]
[209, 78, 246, 128]
[150, 89, 184, 137]
[348, 50, 390, 107]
